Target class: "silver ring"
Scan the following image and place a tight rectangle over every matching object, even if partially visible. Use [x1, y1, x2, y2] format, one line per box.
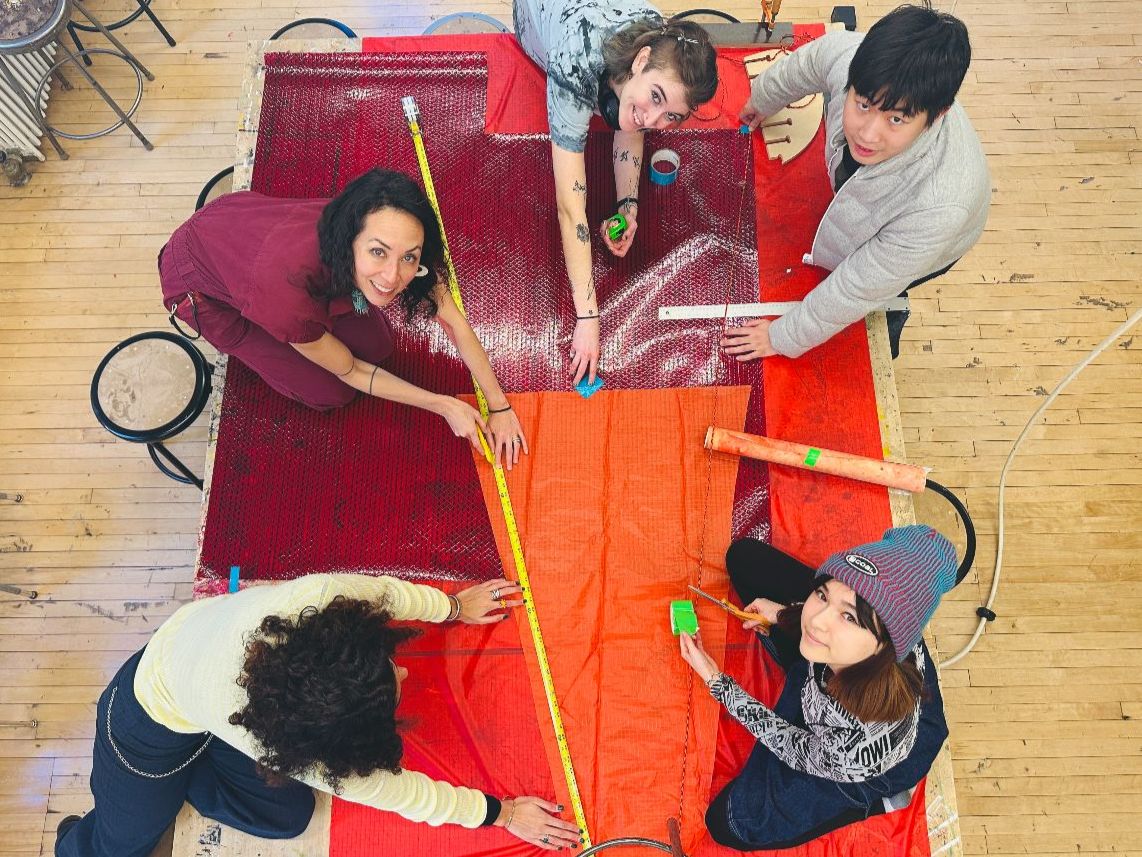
[491, 588, 501, 600]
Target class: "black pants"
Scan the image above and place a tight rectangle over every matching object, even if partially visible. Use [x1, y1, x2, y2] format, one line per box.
[885, 259, 959, 359]
[724, 538, 816, 668]
[57, 650, 314, 857]
[704, 539, 884, 850]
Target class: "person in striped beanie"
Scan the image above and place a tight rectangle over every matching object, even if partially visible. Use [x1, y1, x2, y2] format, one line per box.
[679, 525, 958, 850]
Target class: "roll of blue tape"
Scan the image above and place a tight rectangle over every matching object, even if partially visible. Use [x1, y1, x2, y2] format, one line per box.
[648, 148, 680, 186]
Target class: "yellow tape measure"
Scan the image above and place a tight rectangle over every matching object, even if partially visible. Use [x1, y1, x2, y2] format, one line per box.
[403, 98, 591, 846]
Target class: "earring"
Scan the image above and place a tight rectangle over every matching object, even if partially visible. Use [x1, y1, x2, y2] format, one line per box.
[351, 289, 369, 315]
[416, 264, 429, 278]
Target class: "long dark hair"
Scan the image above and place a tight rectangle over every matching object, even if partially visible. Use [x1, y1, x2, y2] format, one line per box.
[602, 18, 718, 110]
[776, 576, 925, 723]
[307, 168, 443, 319]
[229, 596, 421, 791]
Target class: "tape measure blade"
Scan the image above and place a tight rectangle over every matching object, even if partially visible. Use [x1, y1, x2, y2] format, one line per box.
[407, 115, 591, 845]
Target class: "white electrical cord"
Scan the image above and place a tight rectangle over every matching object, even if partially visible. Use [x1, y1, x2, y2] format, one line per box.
[941, 304, 1142, 667]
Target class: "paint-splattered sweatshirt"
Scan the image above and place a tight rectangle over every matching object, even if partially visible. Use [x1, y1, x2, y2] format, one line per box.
[513, 0, 661, 152]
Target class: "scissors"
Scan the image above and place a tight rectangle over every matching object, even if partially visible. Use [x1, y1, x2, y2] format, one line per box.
[688, 585, 772, 627]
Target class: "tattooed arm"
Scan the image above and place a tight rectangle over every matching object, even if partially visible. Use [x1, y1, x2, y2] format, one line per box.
[551, 142, 600, 385]
[604, 130, 643, 257]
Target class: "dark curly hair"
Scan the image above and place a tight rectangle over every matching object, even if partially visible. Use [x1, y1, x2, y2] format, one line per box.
[602, 18, 718, 111]
[229, 596, 420, 791]
[305, 168, 444, 320]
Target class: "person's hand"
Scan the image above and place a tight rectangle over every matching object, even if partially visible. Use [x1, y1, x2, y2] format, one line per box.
[570, 317, 600, 385]
[455, 578, 523, 624]
[436, 397, 489, 450]
[599, 208, 638, 258]
[487, 408, 528, 471]
[498, 796, 582, 851]
[742, 597, 784, 632]
[720, 318, 777, 361]
[678, 631, 720, 684]
[739, 102, 767, 132]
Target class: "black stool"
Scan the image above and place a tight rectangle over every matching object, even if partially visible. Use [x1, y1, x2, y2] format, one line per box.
[67, 0, 175, 67]
[91, 331, 213, 489]
[422, 12, 509, 34]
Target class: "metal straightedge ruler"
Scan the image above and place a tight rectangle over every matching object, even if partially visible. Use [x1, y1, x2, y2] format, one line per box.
[402, 96, 592, 847]
[658, 296, 910, 321]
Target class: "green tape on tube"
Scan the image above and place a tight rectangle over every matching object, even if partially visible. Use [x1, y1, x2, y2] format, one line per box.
[804, 447, 822, 467]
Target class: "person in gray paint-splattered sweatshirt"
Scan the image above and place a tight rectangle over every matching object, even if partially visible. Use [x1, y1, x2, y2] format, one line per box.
[513, 0, 718, 384]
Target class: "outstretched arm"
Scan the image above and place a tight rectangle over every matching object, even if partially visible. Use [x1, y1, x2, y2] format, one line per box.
[291, 333, 487, 449]
[551, 142, 600, 385]
[433, 288, 529, 470]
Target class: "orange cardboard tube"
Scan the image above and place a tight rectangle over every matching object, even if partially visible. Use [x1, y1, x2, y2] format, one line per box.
[705, 427, 928, 494]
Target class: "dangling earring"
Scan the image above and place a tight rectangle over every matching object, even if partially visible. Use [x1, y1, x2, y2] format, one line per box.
[351, 289, 369, 315]
[416, 264, 429, 278]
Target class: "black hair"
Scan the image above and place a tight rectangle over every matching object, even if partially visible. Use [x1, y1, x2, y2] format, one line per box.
[229, 596, 421, 790]
[846, 2, 971, 126]
[602, 18, 718, 111]
[306, 168, 442, 319]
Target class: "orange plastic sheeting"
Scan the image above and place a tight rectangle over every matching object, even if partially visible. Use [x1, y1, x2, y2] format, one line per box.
[469, 387, 751, 853]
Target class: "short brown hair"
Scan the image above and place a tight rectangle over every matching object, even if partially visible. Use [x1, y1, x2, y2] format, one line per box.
[776, 579, 925, 723]
[601, 18, 718, 111]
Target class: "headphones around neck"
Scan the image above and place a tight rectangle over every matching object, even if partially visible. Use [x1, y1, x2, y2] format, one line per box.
[598, 70, 621, 130]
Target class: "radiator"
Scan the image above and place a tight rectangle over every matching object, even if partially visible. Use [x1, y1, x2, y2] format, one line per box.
[0, 45, 57, 161]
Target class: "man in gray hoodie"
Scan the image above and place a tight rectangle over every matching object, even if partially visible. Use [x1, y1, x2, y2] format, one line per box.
[729, 3, 990, 360]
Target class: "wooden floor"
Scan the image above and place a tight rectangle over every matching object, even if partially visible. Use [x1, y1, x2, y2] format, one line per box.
[1, 0, 1140, 854]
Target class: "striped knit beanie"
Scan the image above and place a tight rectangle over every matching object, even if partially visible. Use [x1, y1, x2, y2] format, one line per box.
[815, 525, 957, 661]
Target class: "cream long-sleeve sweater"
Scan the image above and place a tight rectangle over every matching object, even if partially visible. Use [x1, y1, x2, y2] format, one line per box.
[134, 574, 490, 828]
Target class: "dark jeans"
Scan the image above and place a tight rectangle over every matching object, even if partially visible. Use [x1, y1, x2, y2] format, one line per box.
[703, 540, 949, 851]
[886, 259, 959, 359]
[56, 650, 314, 857]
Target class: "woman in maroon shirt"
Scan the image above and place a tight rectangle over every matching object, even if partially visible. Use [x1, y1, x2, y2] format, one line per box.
[161, 169, 527, 467]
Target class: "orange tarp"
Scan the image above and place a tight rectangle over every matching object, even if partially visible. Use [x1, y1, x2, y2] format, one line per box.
[470, 386, 751, 853]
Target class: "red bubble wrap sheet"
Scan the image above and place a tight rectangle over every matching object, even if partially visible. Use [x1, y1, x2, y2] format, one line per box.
[198, 45, 767, 586]
[194, 31, 925, 857]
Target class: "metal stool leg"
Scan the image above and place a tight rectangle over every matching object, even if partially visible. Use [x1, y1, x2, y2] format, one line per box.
[66, 21, 94, 67]
[70, 0, 155, 81]
[54, 42, 153, 150]
[148, 442, 203, 489]
[0, 60, 68, 159]
[137, 0, 177, 47]
[52, 65, 74, 91]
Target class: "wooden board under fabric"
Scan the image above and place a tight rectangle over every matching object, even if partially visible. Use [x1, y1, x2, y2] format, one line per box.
[173, 794, 332, 857]
[743, 48, 824, 164]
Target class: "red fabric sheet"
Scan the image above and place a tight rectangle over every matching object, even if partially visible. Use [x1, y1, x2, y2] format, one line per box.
[202, 31, 930, 857]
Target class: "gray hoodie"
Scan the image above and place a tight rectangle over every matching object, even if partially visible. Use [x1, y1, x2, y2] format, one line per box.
[749, 31, 990, 358]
